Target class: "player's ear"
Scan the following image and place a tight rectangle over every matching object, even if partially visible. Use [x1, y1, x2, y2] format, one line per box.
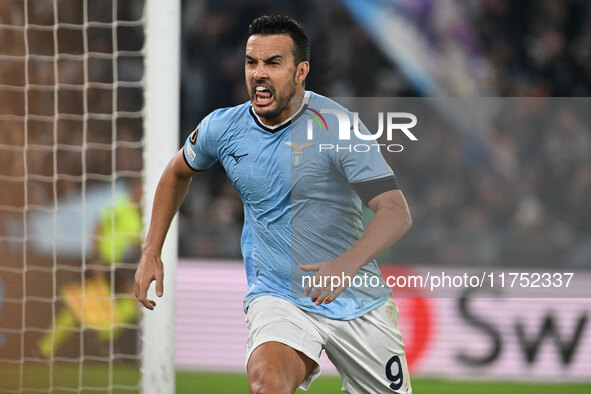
[295, 61, 309, 85]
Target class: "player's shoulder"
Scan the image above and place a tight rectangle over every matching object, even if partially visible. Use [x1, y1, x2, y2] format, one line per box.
[305, 91, 356, 143]
[307, 91, 354, 126]
[307, 91, 349, 113]
[203, 101, 250, 130]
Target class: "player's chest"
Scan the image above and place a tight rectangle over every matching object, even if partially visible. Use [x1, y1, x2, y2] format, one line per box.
[221, 125, 335, 198]
[219, 131, 292, 199]
[219, 129, 330, 201]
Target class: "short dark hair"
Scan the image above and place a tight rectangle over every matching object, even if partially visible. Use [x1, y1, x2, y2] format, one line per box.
[248, 15, 310, 65]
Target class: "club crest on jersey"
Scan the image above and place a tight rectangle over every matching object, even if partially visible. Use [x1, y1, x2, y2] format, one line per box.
[285, 142, 315, 167]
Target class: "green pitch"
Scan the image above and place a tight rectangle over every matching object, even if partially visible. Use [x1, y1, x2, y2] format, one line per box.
[179, 372, 591, 394]
[2, 364, 591, 393]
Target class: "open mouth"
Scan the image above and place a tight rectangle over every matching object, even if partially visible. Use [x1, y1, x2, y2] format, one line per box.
[253, 84, 273, 106]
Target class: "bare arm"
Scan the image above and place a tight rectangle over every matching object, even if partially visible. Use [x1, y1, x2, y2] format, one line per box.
[343, 189, 412, 271]
[301, 189, 412, 305]
[134, 149, 198, 309]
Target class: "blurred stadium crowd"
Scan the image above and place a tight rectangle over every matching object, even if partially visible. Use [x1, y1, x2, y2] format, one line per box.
[2, 0, 589, 269]
[178, 0, 591, 269]
[0, 0, 146, 365]
[0, 0, 144, 211]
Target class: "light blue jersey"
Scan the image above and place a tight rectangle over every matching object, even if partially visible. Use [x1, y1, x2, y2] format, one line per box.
[183, 92, 395, 320]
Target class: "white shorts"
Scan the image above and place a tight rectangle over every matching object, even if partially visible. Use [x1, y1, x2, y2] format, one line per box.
[245, 296, 412, 393]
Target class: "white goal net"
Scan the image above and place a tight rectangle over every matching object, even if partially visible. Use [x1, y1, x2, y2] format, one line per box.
[0, 1, 178, 392]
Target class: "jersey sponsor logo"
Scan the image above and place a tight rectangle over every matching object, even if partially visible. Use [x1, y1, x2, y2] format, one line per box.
[190, 126, 199, 144]
[284, 142, 315, 167]
[228, 152, 248, 163]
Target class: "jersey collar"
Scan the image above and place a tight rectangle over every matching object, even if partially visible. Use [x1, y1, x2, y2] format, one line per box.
[249, 91, 311, 133]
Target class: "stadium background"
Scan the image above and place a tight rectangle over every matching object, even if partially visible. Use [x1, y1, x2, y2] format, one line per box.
[1, 0, 591, 392]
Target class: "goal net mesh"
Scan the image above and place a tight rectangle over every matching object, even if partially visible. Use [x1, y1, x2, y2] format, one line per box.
[0, 0, 145, 392]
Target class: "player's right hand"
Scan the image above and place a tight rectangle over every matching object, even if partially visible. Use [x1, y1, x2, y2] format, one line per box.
[134, 252, 164, 310]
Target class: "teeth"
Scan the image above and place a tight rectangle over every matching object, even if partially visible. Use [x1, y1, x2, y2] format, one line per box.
[255, 86, 269, 91]
[258, 96, 271, 102]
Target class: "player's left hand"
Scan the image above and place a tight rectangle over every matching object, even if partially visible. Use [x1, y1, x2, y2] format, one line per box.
[299, 257, 361, 305]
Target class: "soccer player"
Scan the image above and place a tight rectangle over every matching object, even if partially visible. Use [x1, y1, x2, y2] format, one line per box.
[135, 15, 413, 393]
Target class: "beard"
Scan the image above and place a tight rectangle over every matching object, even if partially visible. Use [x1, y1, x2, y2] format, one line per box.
[253, 74, 297, 121]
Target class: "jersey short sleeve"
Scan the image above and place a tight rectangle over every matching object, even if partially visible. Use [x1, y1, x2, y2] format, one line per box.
[331, 118, 400, 206]
[334, 119, 395, 183]
[182, 115, 218, 171]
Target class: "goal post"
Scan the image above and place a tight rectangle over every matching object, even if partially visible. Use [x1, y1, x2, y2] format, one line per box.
[141, 0, 180, 393]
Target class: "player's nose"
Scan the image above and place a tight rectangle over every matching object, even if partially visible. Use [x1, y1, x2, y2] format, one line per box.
[253, 63, 268, 80]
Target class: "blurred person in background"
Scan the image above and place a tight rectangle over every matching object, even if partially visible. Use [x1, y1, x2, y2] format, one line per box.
[39, 180, 142, 358]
